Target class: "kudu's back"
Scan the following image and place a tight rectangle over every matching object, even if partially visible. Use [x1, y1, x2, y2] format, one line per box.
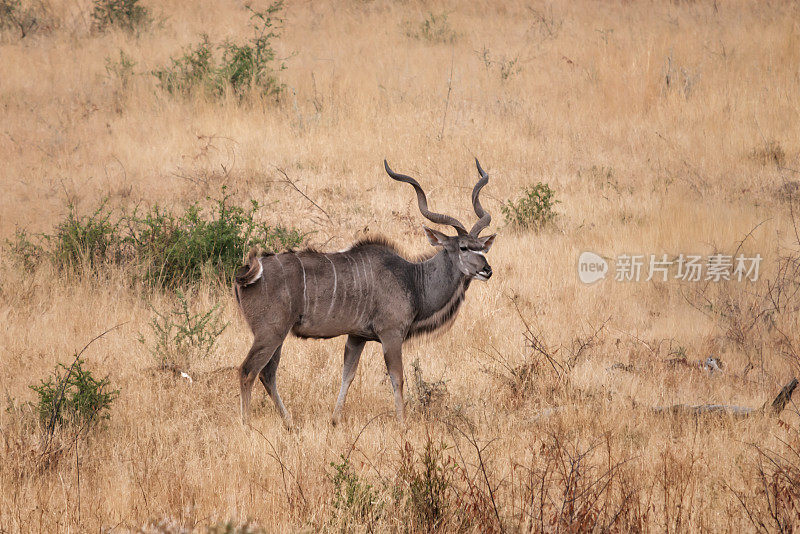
[234, 240, 416, 342]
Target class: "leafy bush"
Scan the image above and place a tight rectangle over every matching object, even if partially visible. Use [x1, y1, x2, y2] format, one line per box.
[30, 357, 117, 429]
[105, 49, 137, 88]
[129, 188, 304, 287]
[501, 182, 558, 231]
[397, 438, 455, 531]
[6, 229, 44, 272]
[406, 12, 457, 43]
[91, 0, 150, 33]
[329, 455, 383, 526]
[153, 3, 284, 99]
[476, 47, 523, 81]
[44, 201, 123, 269]
[499, 56, 522, 81]
[0, 0, 51, 39]
[6, 187, 305, 288]
[139, 290, 228, 371]
[152, 35, 215, 96]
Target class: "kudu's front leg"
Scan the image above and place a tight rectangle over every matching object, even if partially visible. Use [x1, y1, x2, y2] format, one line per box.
[380, 335, 406, 424]
[331, 335, 367, 426]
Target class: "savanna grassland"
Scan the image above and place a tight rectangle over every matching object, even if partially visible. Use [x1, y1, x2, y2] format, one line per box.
[1, 0, 800, 531]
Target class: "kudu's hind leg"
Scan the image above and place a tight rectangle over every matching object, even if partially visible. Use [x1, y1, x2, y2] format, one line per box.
[331, 335, 367, 426]
[239, 336, 284, 425]
[258, 344, 293, 429]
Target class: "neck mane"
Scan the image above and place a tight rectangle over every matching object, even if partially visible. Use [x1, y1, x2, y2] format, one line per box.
[345, 236, 473, 339]
[408, 251, 470, 338]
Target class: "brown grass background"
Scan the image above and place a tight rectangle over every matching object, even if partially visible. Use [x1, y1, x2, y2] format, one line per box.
[1, 0, 800, 531]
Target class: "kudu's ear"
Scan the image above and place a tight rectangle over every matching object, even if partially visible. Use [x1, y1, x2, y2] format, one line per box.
[479, 234, 496, 252]
[423, 226, 449, 247]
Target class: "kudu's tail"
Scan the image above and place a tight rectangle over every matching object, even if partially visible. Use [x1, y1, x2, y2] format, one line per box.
[234, 249, 264, 288]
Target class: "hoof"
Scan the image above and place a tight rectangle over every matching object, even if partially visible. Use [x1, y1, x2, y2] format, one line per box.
[282, 417, 294, 432]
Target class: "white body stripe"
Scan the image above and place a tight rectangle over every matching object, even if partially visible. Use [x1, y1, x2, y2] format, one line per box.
[325, 255, 338, 318]
[298, 256, 307, 314]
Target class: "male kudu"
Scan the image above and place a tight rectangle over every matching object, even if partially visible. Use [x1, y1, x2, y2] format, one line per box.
[234, 159, 495, 427]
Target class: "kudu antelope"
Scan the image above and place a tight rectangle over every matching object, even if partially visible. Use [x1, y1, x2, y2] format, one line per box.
[233, 159, 495, 427]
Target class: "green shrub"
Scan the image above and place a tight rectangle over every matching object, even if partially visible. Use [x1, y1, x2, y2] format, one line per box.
[406, 12, 457, 43]
[397, 438, 455, 531]
[139, 290, 228, 371]
[476, 47, 523, 81]
[330, 455, 383, 525]
[91, 0, 150, 33]
[0, 0, 50, 39]
[105, 49, 137, 88]
[6, 187, 305, 288]
[129, 188, 304, 288]
[30, 357, 117, 430]
[501, 182, 558, 231]
[45, 201, 123, 269]
[6, 228, 44, 272]
[499, 56, 522, 81]
[152, 35, 215, 96]
[153, 3, 284, 100]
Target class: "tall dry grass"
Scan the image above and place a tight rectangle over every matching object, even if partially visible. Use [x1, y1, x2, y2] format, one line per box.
[1, 0, 800, 531]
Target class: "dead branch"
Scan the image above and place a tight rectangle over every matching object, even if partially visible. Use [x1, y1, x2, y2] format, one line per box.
[768, 378, 798, 415]
[508, 295, 566, 380]
[248, 423, 308, 511]
[439, 47, 455, 139]
[651, 378, 797, 418]
[533, 379, 798, 422]
[272, 166, 331, 221]
[443, 415, 505, 533]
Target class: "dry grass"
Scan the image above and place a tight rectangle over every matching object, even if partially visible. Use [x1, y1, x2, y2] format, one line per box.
[2, 0, 800, 531]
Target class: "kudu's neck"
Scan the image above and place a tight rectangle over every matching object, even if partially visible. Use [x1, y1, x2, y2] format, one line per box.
[414, 250, 468, 320]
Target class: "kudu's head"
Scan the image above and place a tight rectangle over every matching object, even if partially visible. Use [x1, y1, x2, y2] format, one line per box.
[384, 159, 496, 281]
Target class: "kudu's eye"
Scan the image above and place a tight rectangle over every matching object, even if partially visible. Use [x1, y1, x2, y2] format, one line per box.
[459, 245, 468, 251]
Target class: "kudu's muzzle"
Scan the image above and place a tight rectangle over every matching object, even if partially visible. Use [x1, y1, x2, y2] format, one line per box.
[476, 259, 492, 281]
